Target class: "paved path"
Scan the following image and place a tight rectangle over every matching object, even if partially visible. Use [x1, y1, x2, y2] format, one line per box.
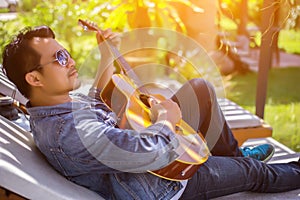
[276, 51, 300, 68]
[0, 12, 17, 21]
[239, 49, 300, 72]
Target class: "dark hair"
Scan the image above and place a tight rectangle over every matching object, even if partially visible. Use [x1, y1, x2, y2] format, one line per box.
[2, 26, 55, 98]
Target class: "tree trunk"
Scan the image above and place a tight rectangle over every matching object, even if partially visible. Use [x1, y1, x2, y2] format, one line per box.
[237, 0, 248, 36]
[256, 0, 279, 118]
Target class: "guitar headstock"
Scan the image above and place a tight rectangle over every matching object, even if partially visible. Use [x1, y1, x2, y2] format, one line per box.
[78, 19, 99, 32]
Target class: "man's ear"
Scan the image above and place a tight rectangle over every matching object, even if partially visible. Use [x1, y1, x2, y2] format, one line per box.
[25, 71, 43, 87]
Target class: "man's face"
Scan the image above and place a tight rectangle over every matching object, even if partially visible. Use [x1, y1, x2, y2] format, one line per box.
[29, 37, 81, 95]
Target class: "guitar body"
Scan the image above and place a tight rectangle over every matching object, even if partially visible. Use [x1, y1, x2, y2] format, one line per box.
[101, 74, 165, 130]
[101, 74, 210, 181]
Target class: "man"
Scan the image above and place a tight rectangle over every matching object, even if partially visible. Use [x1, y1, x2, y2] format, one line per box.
[2, 25, 299, 200]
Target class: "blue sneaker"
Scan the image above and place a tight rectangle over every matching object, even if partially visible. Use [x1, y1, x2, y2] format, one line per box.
[240, 144, 275, 162]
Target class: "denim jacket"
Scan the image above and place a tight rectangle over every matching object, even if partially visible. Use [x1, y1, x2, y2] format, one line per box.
[27, 93, 184, 199]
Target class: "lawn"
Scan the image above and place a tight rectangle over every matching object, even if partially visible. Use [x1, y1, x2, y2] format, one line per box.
[225, 67, 300, 152]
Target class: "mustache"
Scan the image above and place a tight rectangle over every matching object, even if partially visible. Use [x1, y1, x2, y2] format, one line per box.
[68, 67, 78, 76]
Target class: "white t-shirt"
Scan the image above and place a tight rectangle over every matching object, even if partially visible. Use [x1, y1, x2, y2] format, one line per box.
[170, 180, 188, 200]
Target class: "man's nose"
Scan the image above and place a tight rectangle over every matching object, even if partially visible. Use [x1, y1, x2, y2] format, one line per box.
[66, 57, 76, 68]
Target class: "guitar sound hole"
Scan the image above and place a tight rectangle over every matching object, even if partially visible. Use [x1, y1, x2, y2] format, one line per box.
[139, 94, 151, 108]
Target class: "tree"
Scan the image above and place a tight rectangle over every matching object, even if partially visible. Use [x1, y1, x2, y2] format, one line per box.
[98, 0, 203, 34]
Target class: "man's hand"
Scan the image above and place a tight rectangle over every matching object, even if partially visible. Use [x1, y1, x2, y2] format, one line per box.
[91, 29, 121, 91]
[149, 99, 182, 132]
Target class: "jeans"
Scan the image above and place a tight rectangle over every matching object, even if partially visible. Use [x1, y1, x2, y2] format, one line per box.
[171, 78, 242, 156]
[181, 157, 300, 199]
[171, 78, 300, 199]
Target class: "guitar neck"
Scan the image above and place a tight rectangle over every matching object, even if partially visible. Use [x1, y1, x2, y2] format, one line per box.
[106, 40, 147, 93]
[107, 41, 131, 73]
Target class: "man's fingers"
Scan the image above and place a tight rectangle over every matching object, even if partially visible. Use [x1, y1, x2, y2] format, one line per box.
[148, 97, 158, 107]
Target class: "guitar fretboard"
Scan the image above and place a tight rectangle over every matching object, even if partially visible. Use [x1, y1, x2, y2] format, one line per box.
[105, 39, 148, 94]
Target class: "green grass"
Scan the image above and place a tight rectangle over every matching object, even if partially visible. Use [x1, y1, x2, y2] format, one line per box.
[0, 9, 9, 13]
[225, 67, 300, 152]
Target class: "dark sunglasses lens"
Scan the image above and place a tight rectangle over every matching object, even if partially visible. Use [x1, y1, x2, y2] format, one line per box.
[56, 50, 68, 66]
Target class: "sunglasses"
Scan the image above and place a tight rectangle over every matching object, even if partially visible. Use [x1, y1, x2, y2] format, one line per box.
[30, 49, 70, 72]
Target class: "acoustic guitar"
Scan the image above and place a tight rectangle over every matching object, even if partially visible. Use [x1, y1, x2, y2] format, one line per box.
[78, 19, 210, 181]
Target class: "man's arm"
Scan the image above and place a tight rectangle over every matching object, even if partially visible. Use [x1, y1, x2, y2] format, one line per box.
[91, 29, 121, 91]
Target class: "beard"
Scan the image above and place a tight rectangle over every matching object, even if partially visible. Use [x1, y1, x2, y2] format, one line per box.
[72, 78, 82, 91]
